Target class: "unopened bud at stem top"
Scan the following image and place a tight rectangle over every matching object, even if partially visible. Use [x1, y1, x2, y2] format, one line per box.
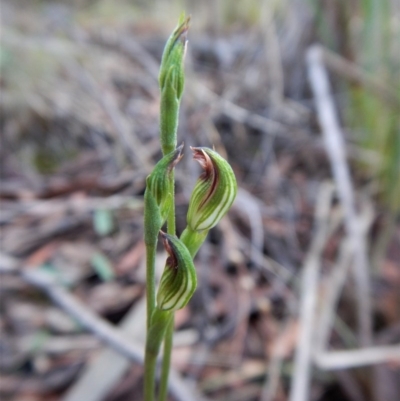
[159, 14, 189, 99]
[159, 14, 190, 155]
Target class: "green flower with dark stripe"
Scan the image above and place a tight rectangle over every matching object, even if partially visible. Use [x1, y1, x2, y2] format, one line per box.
[187, 147, 237, 232]
[144, 145, 183, 245]
[145, 144, 183, 221]
[156, 232, 197, 311]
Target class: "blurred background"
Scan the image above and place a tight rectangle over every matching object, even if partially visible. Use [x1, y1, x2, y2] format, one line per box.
[1, 0, 399, 400]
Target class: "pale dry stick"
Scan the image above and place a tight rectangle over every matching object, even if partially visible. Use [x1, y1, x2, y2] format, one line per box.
[0, 254, 203, 401]
[262, 205, 342, 401]
[63, 300, 147, 401]
[320, 46, 400, 109]
[288, 183, 335, 401]
[262, 202, 341, 401]
[312, 215, 400, 371]
[316, 240, 354, 354]
[316, 202, 374, 356]
[315, 345, 400, 370]
[0, 254, 144, 362]
[306, 45, 373, 347]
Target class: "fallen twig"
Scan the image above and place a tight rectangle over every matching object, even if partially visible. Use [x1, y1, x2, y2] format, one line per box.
[288, 183, 334, 401]
[0, 253, 204, 401]
[315, 345, 400, 370]
[306, 45, 373, 346]
[315, 201, 374, 355]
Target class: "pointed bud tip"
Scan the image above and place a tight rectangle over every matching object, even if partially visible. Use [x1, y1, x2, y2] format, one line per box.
[171, 15, 190, 50]
[190, 147, 213, 179]
[169, 143, 184, 172]
[145, 147, 184, 223]
[177, 15, 191, 37]
[159, 230, 171, 247]
[160, 231, 178, 269]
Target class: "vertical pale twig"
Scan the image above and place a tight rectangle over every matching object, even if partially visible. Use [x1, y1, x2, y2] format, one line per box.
[306, 45, 373, 347]
[315, 202, 373, 358]
[288, 183, 334, 401]
[316, 240, 354, 354]
[0, 254, 197, 401]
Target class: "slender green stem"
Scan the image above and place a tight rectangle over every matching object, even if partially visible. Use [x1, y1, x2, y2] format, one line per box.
[145, 14, 189, 401]
[180, 226, 209, 258]
[144, 309, 172, 401]
[158, 224, 208, 401]
[146, 243, 157, 329]
[158, 313, 174, 401]
[144, 243, 157, 401]
[159, 173, 176, 401]
[144, 347, 157, 401]
[166, 173, 176, 235]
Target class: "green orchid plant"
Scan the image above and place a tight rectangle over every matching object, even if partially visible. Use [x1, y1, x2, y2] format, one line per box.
[143, 14, 237, 401]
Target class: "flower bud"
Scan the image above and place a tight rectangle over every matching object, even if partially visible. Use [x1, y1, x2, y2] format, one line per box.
[159, 14, 189, 99]
[146, 144, 183, 222]
[159, 14, 190, 155]
[187, 147, 237, 231]
[157, 232, 197, 311]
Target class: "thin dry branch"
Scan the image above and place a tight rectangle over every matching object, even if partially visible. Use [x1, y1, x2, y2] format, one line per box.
[315, 202, 374, 355]
[63, 300, 147, 401]
[306, 45, 373, 347]
[0, 253, 203, 401]
[315, 346, 400, 370]
[288, 183, 334, 401]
